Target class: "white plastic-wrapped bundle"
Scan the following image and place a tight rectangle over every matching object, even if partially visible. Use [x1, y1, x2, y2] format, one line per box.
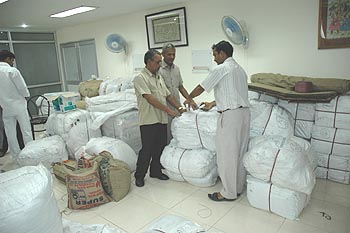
[315, 94, 350, 130]
[160, 142, 217, 179]
[62, 219, 124, 233]
[145, 215, 205, 233]
[250, 100, 294, 138]
[171, 110, 219, 151]
[17, 135, 68, 168]
[315, 152, 350, 172]
[311, 125, 350, 157]
[66, 116, 102, 157]
[0, 165, 63, 233]
[165, 168, 218, 187]
[86, 90, 137, 112]
[101, 110, 141, 153]
[37, 92, 81, 115]
[98, 77, 133, 96]
[84, 136, 137, 171]
[316, 167, 350, 184]
[277, 100, 315, 139]
[248, 90, 278, 104]
[244, 135, 316, 194]
[46, 109, 91, 136]
[247, 176, 309, 220]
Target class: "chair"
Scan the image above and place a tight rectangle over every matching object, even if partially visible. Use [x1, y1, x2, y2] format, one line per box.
[27, 95, 50, 140]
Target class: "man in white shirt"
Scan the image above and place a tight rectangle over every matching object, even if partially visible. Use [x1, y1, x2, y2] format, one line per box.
[185, 41, 250, 201]
[0, 50, 32, 157]
[159, 43, 197, 144]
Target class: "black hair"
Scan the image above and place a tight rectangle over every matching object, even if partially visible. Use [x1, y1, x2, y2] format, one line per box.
[0, 50, 15, 62]
[144, 49, 161, 65]
[211, 40, 233, 57]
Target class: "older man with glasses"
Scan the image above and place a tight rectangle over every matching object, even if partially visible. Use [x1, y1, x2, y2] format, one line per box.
[159, 43, 197, 144]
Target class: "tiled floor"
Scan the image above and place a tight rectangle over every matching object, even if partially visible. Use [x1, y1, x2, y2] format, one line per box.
[1, 152, 349, 233]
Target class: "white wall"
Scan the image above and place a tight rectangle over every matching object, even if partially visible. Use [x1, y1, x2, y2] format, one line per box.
[56, 0, 350, 101]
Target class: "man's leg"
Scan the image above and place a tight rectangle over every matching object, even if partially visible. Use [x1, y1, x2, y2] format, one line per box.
[3, 116, 21, 156]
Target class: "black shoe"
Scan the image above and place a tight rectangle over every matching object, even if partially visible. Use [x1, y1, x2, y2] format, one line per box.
[150, 173, 169, 180]
[135, 178, 144, 187]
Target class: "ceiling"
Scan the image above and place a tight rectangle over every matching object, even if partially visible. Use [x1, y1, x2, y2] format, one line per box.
[0, 0, 191, 31]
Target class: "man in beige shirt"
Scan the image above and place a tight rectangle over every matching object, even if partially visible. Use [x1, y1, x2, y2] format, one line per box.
[159, 43, 197, 144]
[133, 49, 186, 187]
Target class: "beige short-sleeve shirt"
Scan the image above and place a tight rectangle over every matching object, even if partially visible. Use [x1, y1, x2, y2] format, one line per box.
[134, 68, 171, 125]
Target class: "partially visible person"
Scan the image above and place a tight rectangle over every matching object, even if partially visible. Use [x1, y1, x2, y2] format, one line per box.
[184, 41, 250, 201]
[133, 49, 186, 187]
[159, 43, 197, 144]
[0, 106, 24, 157]
[0, 50, 32, 157]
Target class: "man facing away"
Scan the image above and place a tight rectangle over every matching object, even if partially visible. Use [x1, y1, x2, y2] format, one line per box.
[184, 41, 250, 201]
[0, 50, 32, 157]
[159, 43, 197, 144]
[133, 49, 186, 187]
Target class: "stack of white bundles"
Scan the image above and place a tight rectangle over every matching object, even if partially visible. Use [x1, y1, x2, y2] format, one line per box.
[86, 90, 137, 112]
[247, 175, 309, 220]
[248, 90, 278, 104]
[46, 109, 102, 157]
[249, 100, 294, 138]
[62, 219, 124, 233]
[160, 140, 218, 187]
[84, 136, 137, 171]
[145, 215, 205, 233]
[171, 110, 219, 152]
[244, 135, 316, 195]
[315, 94, 350, 130]
[17, 135, 68, 168]
[277, 100, 315, 140]
[101, 110, 141, 153]
[98, 77, 133, 96]
[311, 125, 350, 184]
[0, 165, 63, 233]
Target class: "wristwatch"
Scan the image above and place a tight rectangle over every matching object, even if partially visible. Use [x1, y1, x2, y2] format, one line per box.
[178, 106, 184, 110]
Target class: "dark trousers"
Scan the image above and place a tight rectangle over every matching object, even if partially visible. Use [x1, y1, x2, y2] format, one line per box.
[0, 123, 24, 153]
[135, 123, 167, 179]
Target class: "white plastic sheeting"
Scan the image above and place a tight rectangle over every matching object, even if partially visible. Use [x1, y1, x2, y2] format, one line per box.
[248, 90, 278, 104]
[0, 165, 63, 233]
[17, 135, 68, 168]
[247, 176, 309, 220]
[277, 100, 315, 139]
[315, 94, 350, 130]
[145, 215, 205, 233]
[249, 100, 294, 138]
[84, 136, 137, 171]
[86, 90, 137, 112]
[315, 152, 350, 172]
[171, 110, 218, 151]
[98, 77, 133, 96]
[101, 110, 141, 153]
[63, 219, 124, 233]
[244, 135, 316, 195]
[160, 141, 218, 187]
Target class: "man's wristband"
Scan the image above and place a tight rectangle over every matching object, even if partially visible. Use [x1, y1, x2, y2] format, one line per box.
[178, 106, 184, 111]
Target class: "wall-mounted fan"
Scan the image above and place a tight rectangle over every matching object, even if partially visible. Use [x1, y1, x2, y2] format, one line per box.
[221, 16, 249, 49]
[105, 34, 127, 53]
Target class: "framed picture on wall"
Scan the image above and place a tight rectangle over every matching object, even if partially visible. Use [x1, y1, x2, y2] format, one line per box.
[145, 7, 188, 49]
[318, 0, 350, 49]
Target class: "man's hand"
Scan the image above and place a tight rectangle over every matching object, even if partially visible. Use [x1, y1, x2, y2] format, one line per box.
[184, 100, 198, 110]
[199, 102, 214, 111]
[165, 107, 180, 117]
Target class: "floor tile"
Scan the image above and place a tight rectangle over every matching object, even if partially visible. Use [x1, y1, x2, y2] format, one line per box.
[171, 189, 238, 227]
[277, 220, 330, 233]
[213, 203, 285, 233]
[98, 194, 167, 233]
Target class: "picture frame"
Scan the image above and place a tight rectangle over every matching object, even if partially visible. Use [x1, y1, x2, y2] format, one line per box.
[145, 7, 188, 49]
[318, 0, 350, 49]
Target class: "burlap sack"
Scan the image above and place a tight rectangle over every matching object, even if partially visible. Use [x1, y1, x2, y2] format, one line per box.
[52, 160, 78, 183]
[94, 151, 131, 202]
[78, 79, 103, 98]
[65, 161, 110, 209]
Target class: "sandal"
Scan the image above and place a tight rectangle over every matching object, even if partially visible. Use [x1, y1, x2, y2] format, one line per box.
[208, 192, 236, 202]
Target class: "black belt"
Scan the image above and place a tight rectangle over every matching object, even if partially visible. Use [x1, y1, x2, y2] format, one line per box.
[217, 106, 243, 114]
